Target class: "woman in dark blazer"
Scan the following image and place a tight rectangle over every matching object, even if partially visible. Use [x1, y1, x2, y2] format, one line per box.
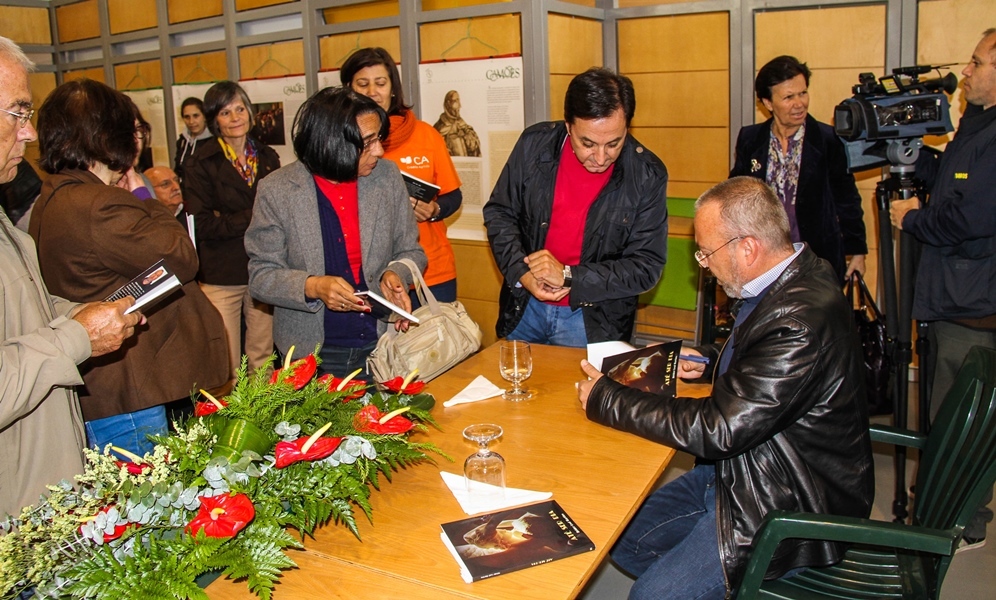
[183, 81, 280, 381]
[30, 79, 228, 455]
[730, 55, 867, 282]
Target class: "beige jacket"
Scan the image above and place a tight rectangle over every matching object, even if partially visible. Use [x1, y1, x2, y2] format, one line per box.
[0, 211, 90, 517]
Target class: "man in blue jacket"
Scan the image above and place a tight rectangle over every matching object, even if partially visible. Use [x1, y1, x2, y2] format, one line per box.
[484, 68, 669, 347]
[890, 27, 996, 552]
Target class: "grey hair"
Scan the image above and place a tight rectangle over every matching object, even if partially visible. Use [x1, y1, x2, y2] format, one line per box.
[0, 36, 35, 72]
[695, 176, 792, 251]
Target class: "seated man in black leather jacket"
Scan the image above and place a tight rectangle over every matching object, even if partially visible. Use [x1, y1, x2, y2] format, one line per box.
[577, 176, 874, 599]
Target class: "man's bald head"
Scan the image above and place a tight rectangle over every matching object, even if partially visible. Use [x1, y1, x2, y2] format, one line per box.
[145, 166, 183, 213]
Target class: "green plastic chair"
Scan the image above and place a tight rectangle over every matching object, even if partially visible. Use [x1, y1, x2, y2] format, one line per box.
[736, 345, 996, 599]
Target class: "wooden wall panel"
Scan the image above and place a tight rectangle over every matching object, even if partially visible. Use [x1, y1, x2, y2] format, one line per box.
[63, 67, 106, 83]
[420, 15, 520, 61]
[548, 14, 602, 120]
[629, 71, 727, 127]
[173, 51, 228, 84]
[319, 28, 401, 71]
[239, 40, 305, 79]
[236, 0, 296, 10]
[452, 239, 502, 348]
[167, 0, 223, 24]
[108, 0, 157, 35]
[633, 126, 729, 185]
[25, 72, 57, 175]
[114, 60, 163, 90]
[56, 0, 100, 44]
[618, 12, 728, 73]
[0, 6, 52, 45]
[423, 0, 512, 9]
[323, 0, 397, 23]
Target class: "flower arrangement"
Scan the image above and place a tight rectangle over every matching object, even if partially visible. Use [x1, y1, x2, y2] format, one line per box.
[0, 350, 445, 600]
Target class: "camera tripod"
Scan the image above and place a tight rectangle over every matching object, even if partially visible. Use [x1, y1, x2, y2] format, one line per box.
[874, 162, 931, 523]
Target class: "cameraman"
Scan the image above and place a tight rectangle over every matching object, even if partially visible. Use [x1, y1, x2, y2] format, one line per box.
[890, 27, 996, 552]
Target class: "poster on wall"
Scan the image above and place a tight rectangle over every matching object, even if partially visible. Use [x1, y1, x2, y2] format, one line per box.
[123, 89, 168, 169]
[237, 76, 308, 167]
[172, 83, 215, 160]
[419, 56, 524, 240]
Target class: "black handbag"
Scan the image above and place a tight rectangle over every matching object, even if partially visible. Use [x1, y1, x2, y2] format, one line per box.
[845, 272, 893, 416]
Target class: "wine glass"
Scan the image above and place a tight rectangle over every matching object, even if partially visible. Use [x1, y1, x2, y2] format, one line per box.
[463, 424, 506, 503]
[499, 340, 533, 401]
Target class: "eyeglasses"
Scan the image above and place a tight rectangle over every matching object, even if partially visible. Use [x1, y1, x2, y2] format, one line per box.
[154, 177, 180, 190]
[0, 107, 35, 128]
[694, 236, 744, 267]
[361, 135, 383, 151]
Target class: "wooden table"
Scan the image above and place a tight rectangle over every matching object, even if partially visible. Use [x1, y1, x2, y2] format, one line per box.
[208, 343, 709, 599]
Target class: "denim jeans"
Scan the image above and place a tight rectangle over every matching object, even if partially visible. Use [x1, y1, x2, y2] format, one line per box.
[316, 341, 377, 384]
[85, 404, 168, 457]
[506, 297, 588, 348]
[612, 465, 726, 600]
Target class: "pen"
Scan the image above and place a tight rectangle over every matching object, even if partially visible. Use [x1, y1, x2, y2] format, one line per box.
[679, 354, 710, 365]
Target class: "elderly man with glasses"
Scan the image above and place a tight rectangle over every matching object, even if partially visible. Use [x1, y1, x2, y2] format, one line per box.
[0, 36, 142, 517]
[577, 176, 874, 600]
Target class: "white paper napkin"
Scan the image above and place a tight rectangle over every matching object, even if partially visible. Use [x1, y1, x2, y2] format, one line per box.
[440, 471, 552, 515]
[443, 375, 504, 407]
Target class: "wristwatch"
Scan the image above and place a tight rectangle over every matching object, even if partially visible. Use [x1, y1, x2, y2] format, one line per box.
[562, 264, 572, 288]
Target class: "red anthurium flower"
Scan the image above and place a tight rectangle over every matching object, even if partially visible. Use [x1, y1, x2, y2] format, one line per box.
[317, 373, 367, 400]
[274, 435, 344, 468]
[114, 460, 152, 475]
[353, 404, 414, 435]
[381, 376, 426, 396]
[186, 493, 255, 538]
[194, 398, 227, 417]
[80, 505, 132, 542]
[270, 354, 318, 390]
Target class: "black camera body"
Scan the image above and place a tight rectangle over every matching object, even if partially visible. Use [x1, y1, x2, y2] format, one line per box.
[834, 66, 957, 172]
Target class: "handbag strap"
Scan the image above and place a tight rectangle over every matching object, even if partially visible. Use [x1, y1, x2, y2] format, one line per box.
[389, 258, 443, 316]
[851, 271, 883, 320]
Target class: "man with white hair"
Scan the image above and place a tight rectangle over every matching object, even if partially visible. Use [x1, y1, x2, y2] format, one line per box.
[0, 36, 141, 517]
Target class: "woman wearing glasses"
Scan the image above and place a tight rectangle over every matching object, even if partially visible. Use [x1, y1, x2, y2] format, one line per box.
[245, 87, 425, 381]
[28, 79, 228, 455]
[183, 81, 280, 382]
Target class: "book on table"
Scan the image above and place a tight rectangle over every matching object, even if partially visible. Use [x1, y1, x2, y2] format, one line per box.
[401, 172, 441, 203]
[439, 500, 595, 583]
[104, 258, 181, 315]
[588, 338, 683, 398]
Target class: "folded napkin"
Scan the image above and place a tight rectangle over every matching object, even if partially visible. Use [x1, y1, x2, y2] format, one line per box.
[443, 375, 504, 408]
[440, 471, 552, 515]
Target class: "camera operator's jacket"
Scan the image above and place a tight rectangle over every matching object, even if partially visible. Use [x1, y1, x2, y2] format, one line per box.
[905, 103, 996, 322]
[584, 247, 875, 593]
[483, 121, 669, 342]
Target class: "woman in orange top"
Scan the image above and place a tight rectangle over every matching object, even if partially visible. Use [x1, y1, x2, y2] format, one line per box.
[341, 48, 462, 303]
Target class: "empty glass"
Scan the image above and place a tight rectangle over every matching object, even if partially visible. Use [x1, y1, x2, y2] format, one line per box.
[499, 340, 533, 401]
[463, 423, 506, 503]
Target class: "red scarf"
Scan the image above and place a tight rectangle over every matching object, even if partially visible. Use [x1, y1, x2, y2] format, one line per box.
[383, 110, 417, 153]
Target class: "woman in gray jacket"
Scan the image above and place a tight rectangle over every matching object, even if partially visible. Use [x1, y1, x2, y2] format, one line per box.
[246, 87, 425, 381]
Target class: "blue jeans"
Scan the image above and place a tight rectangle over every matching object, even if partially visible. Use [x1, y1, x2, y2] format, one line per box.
[316, 341, 377, 384]
[85, 405, 168, 457]
[612, 465, 726, 600]
[506, 297, 588, 348]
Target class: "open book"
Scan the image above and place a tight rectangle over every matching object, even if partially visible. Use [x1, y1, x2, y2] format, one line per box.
[104, 259, 181, 315]
[440, 500, 594, 582]
[401, 172, 441, 203]
[589, 339, 683, 398]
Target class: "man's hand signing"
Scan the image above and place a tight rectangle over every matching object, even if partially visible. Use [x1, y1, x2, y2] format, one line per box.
[576, 359, 604, 410]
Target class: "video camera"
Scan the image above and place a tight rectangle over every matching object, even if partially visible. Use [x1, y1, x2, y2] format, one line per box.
[834, 66, 957, 172]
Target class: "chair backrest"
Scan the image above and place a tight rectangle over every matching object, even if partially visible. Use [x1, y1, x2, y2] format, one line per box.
[914, 346, 996, 533]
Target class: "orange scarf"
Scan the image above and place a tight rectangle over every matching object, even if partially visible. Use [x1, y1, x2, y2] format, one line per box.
[383, 110, 417, 153]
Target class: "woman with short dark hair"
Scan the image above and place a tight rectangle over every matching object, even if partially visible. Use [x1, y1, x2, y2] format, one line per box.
[28, 78, 228, 455]
[730, 55, 867, 283]
[246, 86, 425, 381]
[341, 47, 463, 304]
[183, 81, 280, 382]
[175, 96, 210, 178]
